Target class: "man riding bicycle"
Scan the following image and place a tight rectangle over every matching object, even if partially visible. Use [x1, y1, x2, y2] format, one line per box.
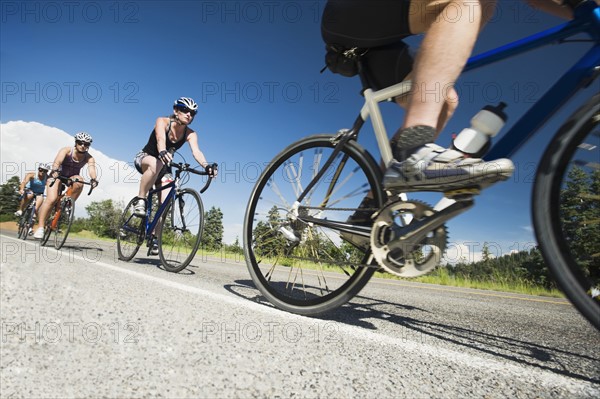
[14, 162, 50, 218]
[33, 132, 99, 239]
[321, 0, 576, 192]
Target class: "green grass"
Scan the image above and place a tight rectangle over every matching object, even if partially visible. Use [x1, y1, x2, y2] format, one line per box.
[59, 229, 566, 298]
[374, 267, 564, 298]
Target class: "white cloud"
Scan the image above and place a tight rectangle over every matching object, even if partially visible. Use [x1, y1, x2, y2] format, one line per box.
[521, 225, 534, 233]
[1, 120, 139, 218]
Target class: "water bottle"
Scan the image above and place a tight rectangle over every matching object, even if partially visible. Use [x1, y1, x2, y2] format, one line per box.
[453, 102, 508, 158]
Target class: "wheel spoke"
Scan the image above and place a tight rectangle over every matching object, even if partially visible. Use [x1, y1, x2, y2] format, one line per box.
[244, 135, 382, 314]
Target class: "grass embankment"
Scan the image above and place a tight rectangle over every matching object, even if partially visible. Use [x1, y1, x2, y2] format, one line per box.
[8, 225, 561, 298]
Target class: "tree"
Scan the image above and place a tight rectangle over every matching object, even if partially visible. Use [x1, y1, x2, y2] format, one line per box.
[203, 206, 224, 251]
[0, 176, 20, 216]
[228, 236, 243, 254]
[559, 167, 600, 284]
[85, 199, 123, 238]
[251, 206, 287, 257]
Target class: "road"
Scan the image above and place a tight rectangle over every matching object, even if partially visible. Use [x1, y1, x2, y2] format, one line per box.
[1, 229, 598, 398]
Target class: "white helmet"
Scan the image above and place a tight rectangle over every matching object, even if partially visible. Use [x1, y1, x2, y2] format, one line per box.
[74, 131, 93, 143]
[173, 97, 198, 111]
[38, 162, 52, 171]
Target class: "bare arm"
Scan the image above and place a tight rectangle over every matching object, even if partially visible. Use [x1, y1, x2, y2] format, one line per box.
[86, 156, 98, 181]
[51, 147, 70, 177]
[186, 131, 209, 168]
[19, 172, 35, 193]
[154, 117, 169, 154]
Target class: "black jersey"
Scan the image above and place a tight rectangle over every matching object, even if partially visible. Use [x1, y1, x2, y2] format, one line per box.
[142, 118, 189, 157]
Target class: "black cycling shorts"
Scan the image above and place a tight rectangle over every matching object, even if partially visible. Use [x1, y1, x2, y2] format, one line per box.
[321, 0, 412, 48]
[321, 0, 413, 90]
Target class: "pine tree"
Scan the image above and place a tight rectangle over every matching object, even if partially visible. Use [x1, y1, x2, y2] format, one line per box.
[559, 167, 600, 283]
[203, 206, 224, 251]
[0, 176, 20, 215]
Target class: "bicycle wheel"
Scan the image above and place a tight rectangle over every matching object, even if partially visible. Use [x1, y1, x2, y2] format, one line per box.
[244, 134, 385, 316]
[54, 199, 74, 250]
[40, 223, 52, 246]
[117, 197, 146, 261]
[533, 93, 600, 330]
[17, 199, 34, 240]
[159, 188, 204, 273]
[40, 206, 56, 247]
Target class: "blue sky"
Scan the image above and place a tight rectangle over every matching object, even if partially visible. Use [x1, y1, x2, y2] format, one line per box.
[1, 0, 598, 259]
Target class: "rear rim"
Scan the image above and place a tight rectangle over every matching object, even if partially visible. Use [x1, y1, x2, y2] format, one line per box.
[244, 135, 383, 315]
[117, 197, 146, 261]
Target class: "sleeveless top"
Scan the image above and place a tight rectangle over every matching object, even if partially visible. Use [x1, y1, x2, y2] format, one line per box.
[142, 118, 189, 157]
[61, 148, 91, 177]
[25, 175, 47, 195]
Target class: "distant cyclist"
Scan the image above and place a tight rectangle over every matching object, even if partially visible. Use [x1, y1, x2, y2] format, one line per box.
[132, 97, 217, 254]
[14, 162, 51, 217]
[33, 132, 99, 239]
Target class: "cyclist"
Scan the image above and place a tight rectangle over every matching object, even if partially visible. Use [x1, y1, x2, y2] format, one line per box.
[14, 162, 51, 218]
[132, 97, 217, 254]
[33, 132, 99, 239]
[321, 0, 574, 192]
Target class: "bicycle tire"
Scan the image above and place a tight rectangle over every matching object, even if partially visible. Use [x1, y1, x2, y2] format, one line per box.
[40, 223, 52, 246]
[244, 134, 384, 316]
[39, 207, 55, 247]
[17, 215, 27, 239]
[533, 93, 600, 330]
[159, 188, 204, 273]
[17, 199, 35, 240]
[22, 205, 34, 241]
[117, 197, 146, 261]
[54, 199, 74, 250]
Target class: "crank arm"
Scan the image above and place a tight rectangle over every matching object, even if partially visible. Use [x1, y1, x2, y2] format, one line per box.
[395, 199, 474, 244]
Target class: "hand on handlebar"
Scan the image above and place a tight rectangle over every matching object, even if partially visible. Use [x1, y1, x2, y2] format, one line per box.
[158, 150, 173, 166]
[205, 163, 218, 178]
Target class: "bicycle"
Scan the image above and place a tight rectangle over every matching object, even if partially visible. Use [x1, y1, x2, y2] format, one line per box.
[117, 160, 216, 273]
[243, 0, 600, 329]
[17, 191, 40, 240]
[40, 176, 95, 250]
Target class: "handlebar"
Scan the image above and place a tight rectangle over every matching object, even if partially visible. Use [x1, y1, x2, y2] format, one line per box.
[169, 162, 217, 194]
[49, 175, 96, 196]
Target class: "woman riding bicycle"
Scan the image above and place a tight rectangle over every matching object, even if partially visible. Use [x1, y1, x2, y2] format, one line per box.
[33, 132, 99, 239]
[14, 162, 51, 217]
[132, 97, 217, 254]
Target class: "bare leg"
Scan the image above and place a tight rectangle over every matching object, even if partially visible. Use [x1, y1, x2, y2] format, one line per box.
[404, 0, 495, 132]
[36, 181, 59, 231]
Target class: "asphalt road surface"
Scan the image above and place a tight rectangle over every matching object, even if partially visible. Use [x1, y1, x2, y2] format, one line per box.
[1, 229, 598, 398]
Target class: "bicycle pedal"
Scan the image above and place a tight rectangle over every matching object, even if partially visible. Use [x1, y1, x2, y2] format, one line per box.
[444, 187, 480, 201]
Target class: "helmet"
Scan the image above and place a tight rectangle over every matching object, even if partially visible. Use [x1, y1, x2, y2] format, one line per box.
[74, 131, 93, 143]
[173, 97, 198, 111]
[38, 162, 52, 171]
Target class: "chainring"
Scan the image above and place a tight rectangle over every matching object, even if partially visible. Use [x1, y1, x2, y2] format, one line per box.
[370, 199, 448, 277]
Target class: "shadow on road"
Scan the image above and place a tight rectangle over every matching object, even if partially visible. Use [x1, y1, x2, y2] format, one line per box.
[225, 279, 600, 385]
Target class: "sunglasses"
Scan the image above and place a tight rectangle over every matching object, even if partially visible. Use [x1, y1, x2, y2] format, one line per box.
[38, 168, 48, 173]
[176, 106, 197, 116]
[76, 140, 91, 147]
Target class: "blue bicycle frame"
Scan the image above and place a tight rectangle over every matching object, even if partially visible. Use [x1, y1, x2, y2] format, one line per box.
[144, 180, 177, 237]
[479, 1, 600, 161]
